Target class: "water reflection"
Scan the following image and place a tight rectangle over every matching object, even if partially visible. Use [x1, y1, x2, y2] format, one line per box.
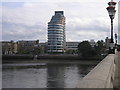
[77, 65, 95, 77]
[47, 64, 65, 88]
[2, 63, 96, 88]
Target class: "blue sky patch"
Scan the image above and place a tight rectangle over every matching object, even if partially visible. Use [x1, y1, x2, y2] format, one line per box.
[2, 2, 24, 8]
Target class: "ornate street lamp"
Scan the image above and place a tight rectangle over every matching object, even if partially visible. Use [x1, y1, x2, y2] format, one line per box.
[106, 0, 117, 54]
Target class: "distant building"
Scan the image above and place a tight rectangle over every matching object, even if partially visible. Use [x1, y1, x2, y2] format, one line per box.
[90, 39, 96, 47]
[2, 40, 48, 55]
[66, 42, 79, 50]
[17, 40, 39, 46]
[39, 42, 47, 54]
[47, 11, 66, 53]
[105, 37, 111, 49]
[14, 42, 18, 54]
[2, 41, 17, 55]
[66, 42, 79, 54]
[17, 40, 40, 54]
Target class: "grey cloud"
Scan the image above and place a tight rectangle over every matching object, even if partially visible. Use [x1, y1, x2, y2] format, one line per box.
[2, 21, 47, 41]
[66, 19, 109, 32]
[2, 1, 118, 42]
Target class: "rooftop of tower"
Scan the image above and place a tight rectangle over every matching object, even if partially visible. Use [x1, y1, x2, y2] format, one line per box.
[55, 11, 64, 15]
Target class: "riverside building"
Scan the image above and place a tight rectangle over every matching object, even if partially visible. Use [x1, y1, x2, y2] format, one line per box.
[47, 11, 66, 53]
[2, 41, 17, 55]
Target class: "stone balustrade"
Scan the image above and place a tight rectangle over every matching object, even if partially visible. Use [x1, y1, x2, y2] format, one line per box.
[76, 54, 115, 88]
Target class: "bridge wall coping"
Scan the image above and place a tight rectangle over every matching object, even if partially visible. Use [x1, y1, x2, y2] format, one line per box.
[76, 54, 115, 88]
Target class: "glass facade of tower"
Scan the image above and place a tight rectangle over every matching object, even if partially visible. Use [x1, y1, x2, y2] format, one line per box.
[47, 11, 66, 53]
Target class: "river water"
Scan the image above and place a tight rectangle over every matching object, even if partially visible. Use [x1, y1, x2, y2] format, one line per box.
[2, 61, 96, 88]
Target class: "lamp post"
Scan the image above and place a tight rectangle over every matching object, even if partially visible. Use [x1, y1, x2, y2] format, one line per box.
[106, 0, 116, 54]
[115, 33, 117, 47]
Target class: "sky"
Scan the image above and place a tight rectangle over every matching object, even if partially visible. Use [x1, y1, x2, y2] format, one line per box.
[118, 1, 120, 44]
[1, 0, 120, 43]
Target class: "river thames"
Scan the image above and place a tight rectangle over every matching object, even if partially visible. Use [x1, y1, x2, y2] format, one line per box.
[2, 60, 98, 88]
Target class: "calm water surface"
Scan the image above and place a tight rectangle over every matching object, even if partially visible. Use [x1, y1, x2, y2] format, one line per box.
[2, 61, 96, 88]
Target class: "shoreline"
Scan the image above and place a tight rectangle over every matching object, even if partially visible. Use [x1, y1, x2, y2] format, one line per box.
[2, 55, 104, 64]
[2, 59, 100, 64]
[2, 54, 103, 60]
[2, 59, 100, 69]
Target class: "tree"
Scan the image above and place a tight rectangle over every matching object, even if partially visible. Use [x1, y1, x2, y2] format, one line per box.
[95, 40, 105, 55]
[78, 41, 95, 57]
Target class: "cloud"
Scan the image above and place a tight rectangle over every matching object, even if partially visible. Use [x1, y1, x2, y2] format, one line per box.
[2, 0, 120, 3]
[1, 1, 118, 42]
[2, 21, 47, 41]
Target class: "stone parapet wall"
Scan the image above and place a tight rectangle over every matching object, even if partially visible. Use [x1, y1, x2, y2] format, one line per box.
[76, 54, 115, 88]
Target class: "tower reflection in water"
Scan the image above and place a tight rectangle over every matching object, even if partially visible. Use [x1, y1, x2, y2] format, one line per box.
[47, 64, 65, 88]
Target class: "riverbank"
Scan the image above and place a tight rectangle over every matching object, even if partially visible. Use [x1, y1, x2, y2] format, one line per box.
[2, 54, 104, 64]
[2, 59, 100, 65]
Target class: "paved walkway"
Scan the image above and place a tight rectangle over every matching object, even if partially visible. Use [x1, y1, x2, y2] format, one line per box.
[113, 51, 120, 88]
